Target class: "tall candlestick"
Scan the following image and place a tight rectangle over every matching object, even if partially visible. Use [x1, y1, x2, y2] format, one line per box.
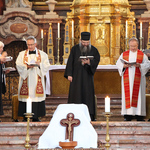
[58, 23, 60, 38]
[105, 96, 110, 112]
[126, 20, 128, 38]
[72, 20, 74, 38]
[26, 97, 32, 113]
[140, 22, 142, 37]
[41, 29, 43, 38]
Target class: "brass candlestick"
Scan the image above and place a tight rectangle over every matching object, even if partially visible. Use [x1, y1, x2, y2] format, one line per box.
[24, 113, 34, 149]
[41, 38, 44, 51]
[104, 112, 112, 150]
[139, 37, 143, 51]
[56, 38, 61, 65]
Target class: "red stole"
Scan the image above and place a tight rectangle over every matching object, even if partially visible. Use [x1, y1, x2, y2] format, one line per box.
[19, 49, 44, 98]
[123, 50, 144, 109]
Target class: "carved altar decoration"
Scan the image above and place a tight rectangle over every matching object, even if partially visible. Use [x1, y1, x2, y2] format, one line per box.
[44, 0, 59, 18]
[47, 23, 54, 65]
[6, 0, 32, 8]
[0, 17, 38, 39]
[63, 19, 71, 65]
[63, 0, 135, 65]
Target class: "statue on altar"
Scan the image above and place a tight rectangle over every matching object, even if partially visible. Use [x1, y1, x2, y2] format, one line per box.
[5, 0, 32, 8]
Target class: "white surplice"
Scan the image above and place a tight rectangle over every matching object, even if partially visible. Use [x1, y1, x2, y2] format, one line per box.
[16, 48, 50, 102]
[116, 51, 150, 116]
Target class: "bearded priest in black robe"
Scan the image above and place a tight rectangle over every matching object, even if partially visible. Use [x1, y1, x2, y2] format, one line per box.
[64, 32, 100, 121]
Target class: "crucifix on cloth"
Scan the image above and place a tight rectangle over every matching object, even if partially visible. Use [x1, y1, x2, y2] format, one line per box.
[60, 113, 80, 141]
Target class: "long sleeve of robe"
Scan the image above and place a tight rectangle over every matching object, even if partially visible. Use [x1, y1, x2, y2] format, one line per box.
[16, 49, 50, 102]
[64, 44, 100, 117]
[116, 51, 150, 116]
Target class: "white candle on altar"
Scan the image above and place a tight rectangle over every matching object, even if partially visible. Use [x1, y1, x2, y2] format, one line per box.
[105, 96, 110, 112]
[126, 20, 128, 38]
[72, 20, 74, 38]
[26, 97, 32, 113]
[140, 22, 142, 37]
[41, 29, 43, 38]
[58, 23, 60, 38]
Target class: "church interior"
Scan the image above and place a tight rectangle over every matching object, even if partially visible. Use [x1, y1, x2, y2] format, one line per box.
[1, 0, 150, 149]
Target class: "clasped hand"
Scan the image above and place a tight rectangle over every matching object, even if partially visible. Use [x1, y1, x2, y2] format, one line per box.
[81, 58, 90, 65]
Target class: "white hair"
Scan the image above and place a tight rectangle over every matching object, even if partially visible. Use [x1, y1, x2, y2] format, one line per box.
[0, 41, 4, 47]
[128, 37, 139, 45]
[26, 36, 37, 43]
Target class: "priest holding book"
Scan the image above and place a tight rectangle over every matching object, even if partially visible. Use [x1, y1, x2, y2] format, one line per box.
[64, 32, 100, 121]
[16, 36, 50, 122]
[116, 37, 150, 121]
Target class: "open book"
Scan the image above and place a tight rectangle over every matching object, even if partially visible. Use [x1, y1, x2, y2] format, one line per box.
[79, 56, 94, 60]
[120, 58, 136, 65]
[25, 61, 39, 67]
[3, 67, 16, 72]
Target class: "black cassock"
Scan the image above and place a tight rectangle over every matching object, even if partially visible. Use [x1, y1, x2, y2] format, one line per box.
[64, 44, 100, 120]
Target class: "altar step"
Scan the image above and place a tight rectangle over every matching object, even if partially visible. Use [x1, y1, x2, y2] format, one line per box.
[0, 122, 150, 149]
[1, 94, 123, 122]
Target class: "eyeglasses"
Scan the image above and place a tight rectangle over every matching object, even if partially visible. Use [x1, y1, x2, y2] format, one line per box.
[27, 44, 35, 46]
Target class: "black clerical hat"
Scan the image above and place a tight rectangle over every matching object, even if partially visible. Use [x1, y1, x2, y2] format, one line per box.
[81, 32, 90, 41]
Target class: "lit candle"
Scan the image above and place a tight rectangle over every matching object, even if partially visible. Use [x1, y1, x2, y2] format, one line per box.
[41, 29, 43, 38]
[105, 96, 110, 112]
[58, 22, 60, 38]
[26, 97, 32, 113]
[140, 22, 142, 37]
[72, 20, 74, 38]
[126, 20, 128, 38]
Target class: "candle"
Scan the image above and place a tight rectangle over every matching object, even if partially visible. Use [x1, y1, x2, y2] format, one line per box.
[72, 20, 74, 38]
[126, 20, 128, 38]
[26, 97, 32, 113]
[105, 96, 110, 112]
[58, 22, 60, 38]
[140, 22, 142, 37]
[41, 29, 43, 38]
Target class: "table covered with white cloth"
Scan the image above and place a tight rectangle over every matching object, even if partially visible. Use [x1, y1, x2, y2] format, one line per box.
[38, 104, 98, 149]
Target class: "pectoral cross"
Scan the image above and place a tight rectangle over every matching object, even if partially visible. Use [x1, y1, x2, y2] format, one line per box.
[60, 113, 80, 141]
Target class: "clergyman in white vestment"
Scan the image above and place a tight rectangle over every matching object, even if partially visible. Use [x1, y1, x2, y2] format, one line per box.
[38, 104, 98, 149]
[16, 36, 50, 121]
[116, 37, 150, 121]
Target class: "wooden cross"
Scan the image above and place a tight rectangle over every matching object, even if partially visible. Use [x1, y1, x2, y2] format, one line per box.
[60, 113, 80, 141]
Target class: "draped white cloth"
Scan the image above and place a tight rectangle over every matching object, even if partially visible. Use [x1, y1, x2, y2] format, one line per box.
[38, 104, 98, 149]
[116, 51, 150, 116]
[16, 48, 50, 102]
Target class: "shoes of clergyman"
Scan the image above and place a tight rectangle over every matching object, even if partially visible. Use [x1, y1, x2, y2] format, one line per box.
[32, 118, 41, 122]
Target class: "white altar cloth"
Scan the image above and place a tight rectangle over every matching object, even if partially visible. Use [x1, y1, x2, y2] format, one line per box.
[45, 65, 118, 95]
[38, 104, 98, 149]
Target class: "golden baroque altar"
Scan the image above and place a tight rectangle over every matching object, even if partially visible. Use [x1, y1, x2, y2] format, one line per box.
[63, 0, 135, 65]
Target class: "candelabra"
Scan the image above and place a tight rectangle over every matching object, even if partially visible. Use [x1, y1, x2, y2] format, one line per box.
[56, 38, 61, 65]
[139, 37, 143, 51]
[104, 112, 112, 150]
[125, 37, 128, 51]
[24, 113, 34, 149]
[41, 38, 44, 51]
